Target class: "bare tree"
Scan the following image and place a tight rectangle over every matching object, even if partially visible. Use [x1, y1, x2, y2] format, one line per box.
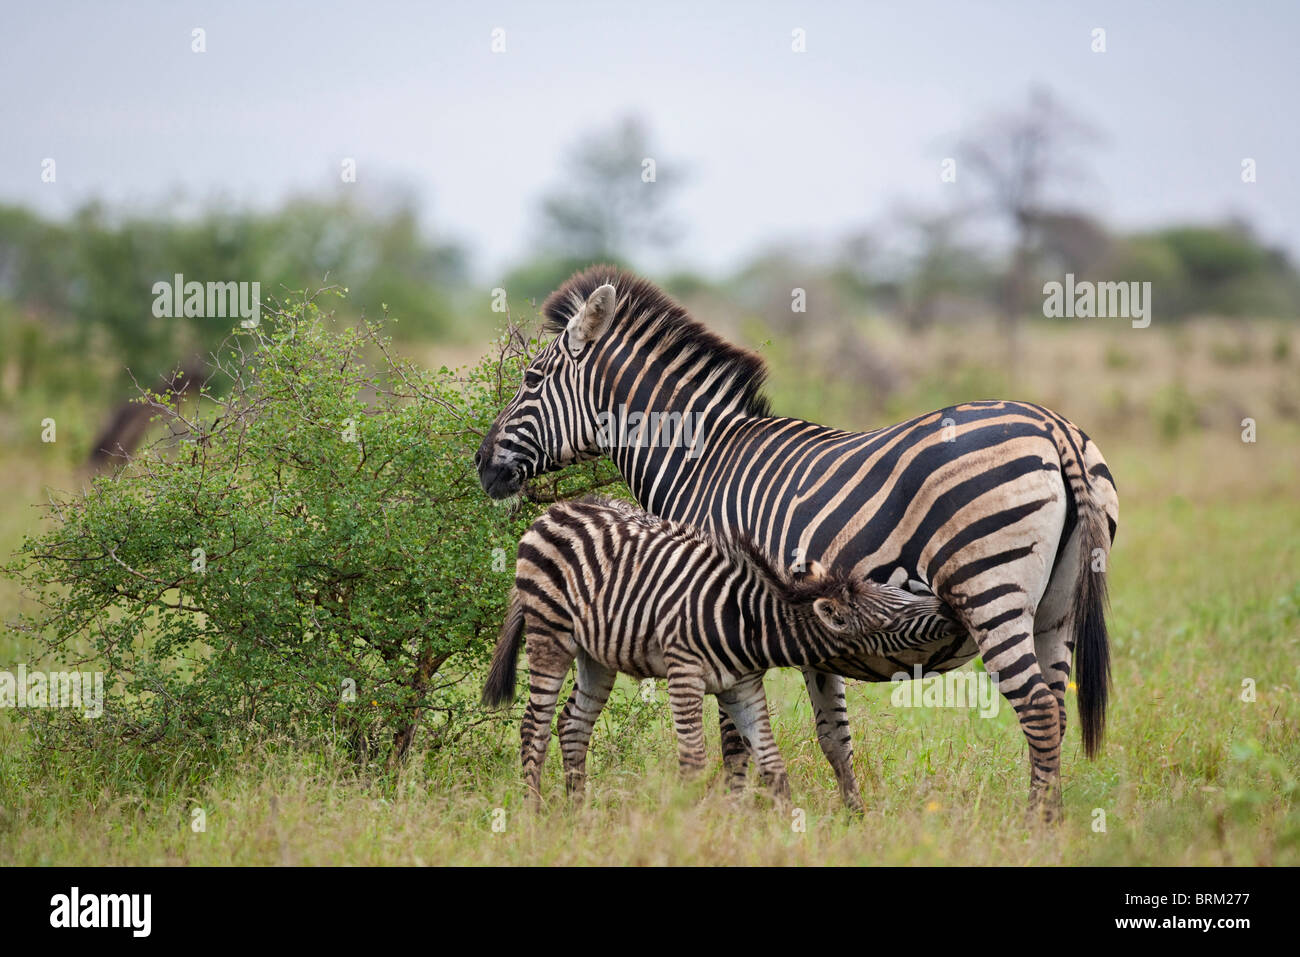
[537, 116, 685, 262]
[890, 206, 990, 331]
[957, 87, 1102, 348]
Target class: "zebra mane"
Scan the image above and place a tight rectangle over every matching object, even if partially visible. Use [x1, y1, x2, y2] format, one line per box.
[541, 265, 772, 418]
[719, 534, 867, 608]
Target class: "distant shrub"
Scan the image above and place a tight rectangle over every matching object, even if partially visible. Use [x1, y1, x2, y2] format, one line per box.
[1150, 380, 1201, 442]
[1103, 343, 1137, 371]
[1108, 225, 1300, 320]
[1209, 337, 1255, 367]
[4, 291, 620, 767]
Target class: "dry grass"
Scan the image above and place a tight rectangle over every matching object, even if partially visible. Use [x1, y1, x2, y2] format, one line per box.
[1, 317, 1297, 865]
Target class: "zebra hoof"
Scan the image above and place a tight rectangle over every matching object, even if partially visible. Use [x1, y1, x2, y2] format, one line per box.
[1026, 789, 1063, 826]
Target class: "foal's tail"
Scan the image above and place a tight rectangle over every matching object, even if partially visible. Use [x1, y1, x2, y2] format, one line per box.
[482, 589, 526, 708]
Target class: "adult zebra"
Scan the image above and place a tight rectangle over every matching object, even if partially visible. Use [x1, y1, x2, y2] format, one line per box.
[476, 266, 1119, 820]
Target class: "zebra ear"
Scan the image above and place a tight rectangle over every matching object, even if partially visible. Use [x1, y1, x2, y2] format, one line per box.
[814, 597, 853, 633]
[803, 560, 828, 581]
[566, 283, 616, 356]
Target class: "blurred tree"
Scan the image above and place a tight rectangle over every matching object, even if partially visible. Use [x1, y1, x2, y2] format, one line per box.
[0, 195, 468, 397]
[892, 207, 992, 331]
[1034, 210, 1112, 280]
[0, 195, 470, 466]
[535, 116, 686, 263]
[957, 87, 1101, 347]
[1107, 221, 1300, 319]
[1159, 222, 1271, 284]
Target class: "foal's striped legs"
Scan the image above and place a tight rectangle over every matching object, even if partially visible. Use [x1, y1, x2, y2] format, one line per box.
[665, 653, 710, 777]
[717, 673, 791, 806]
[718, 714, 751, 791]
[557, 653, 617, 799]
[520, 631, 574, 806]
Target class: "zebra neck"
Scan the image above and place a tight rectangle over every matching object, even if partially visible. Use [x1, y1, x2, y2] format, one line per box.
[595, 377, 757, 519]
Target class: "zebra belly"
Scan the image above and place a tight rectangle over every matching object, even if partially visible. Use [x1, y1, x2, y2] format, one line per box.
[581, 626, 666, 682]
[580, 628, 752, 696]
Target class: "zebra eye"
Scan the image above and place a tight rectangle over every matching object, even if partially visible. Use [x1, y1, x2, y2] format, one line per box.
[523, 369, 544, 389]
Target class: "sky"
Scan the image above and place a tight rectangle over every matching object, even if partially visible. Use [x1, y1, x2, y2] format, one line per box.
[2, 0, 1297, 280]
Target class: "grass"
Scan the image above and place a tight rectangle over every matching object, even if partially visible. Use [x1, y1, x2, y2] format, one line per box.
[1, 319, 1298, 865]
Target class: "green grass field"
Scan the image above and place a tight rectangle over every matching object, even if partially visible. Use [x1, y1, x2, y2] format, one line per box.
[1, 321, 1297, 865]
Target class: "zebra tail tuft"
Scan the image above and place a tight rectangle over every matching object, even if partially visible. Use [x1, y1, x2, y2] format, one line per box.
[1073, 474, 1111, 761]
[482, 589, 525, 708]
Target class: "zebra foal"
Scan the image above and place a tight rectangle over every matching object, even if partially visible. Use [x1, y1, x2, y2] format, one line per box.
[482, 496, 959, 805]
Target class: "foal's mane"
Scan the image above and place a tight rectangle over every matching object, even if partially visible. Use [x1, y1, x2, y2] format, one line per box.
[719, 533, 866, 607]
[541, 265, 772, 417]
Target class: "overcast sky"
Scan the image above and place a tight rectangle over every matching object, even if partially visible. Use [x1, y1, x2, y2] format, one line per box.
[2, 0, 1296, 279]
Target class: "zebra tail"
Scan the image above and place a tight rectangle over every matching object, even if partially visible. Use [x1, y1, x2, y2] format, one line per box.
[482, 589, 525, 708]
[1065, 444, 1111, 760]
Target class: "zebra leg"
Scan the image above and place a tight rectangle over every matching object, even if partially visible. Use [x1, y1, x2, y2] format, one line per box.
[968, 608, 1063, 823]
[1030, 521, 1093, 822]
[1032, 618, 1071, 823]
[665, 660, 709, 778]
[719, 711, 751, 791]
[520, 633, 575, 808]
[932, 465, 1068, 822]
[802, 668, 864, 813]
[717, 673, 791, 807]
[557, 652, 617, 801]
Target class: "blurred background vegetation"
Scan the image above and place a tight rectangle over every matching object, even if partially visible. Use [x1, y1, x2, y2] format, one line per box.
[2, 98, 1298, 467]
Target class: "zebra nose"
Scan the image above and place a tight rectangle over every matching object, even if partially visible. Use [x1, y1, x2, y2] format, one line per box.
[474, 448, 483, 470]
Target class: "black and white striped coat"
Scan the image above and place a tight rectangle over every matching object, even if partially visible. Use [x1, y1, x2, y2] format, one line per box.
[482, 496, 960, 804]
[477, 266, 1119, 820]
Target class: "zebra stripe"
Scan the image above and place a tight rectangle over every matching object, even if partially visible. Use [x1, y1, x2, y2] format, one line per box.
[482, 496, 962, 805]
[477, 266, 1118, 821]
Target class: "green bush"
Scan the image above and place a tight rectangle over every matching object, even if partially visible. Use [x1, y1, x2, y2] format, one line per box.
[3, 291, 619, 767]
